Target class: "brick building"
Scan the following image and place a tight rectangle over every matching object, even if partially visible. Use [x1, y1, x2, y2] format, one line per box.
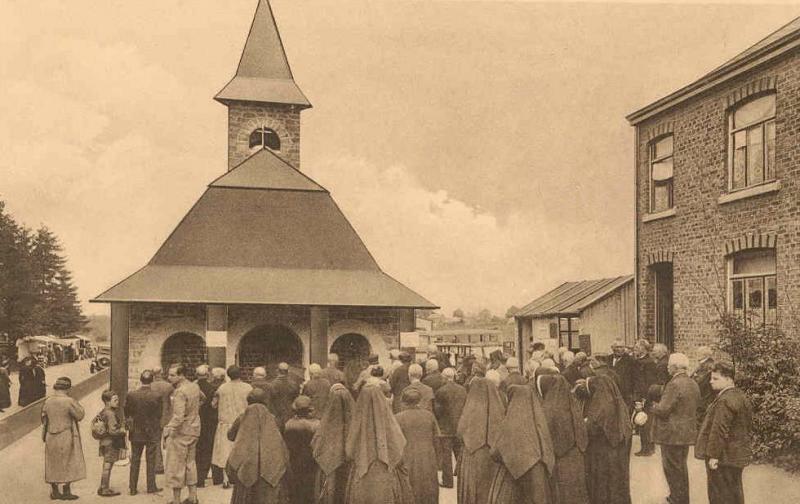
[93, 0, 435, 396]
[627, 18, 800, 354]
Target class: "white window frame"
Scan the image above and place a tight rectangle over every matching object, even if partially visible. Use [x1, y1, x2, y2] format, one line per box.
[727, 249, 777, 326]
[649, 135, 674, 214]
[727, 94, 776, 192]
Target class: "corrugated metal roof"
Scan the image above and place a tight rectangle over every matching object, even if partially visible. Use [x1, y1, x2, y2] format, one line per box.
[209, 148, 325, 191]
[92, 265, 435, 308]
[516, 275, 633, 318]
[214, 0, 311, 107]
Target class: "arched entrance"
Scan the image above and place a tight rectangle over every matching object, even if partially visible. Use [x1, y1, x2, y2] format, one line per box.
[161, 332, 208, 372]
[237, 325, 303, 381]
[330, 333, 371, 389]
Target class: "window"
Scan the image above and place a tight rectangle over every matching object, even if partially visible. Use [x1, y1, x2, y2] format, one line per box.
[729, 94, 776, 191]
[649, 135, 674, 213]
[249, 127, 281, 151]
[729, 249, 777, 325]
[558, 316, 580, 350]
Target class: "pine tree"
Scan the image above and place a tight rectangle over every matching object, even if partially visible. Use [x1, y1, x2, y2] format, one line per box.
[0, 201, 37, 344]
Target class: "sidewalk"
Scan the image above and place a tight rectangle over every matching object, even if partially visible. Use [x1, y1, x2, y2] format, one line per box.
[1, 359, 95, 418]
[1, 387, 798, 504]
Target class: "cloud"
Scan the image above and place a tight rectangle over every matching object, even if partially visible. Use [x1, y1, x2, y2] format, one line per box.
[305, 157, 632, 316]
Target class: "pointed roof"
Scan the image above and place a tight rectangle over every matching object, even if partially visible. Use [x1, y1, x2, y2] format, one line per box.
[210, 148, 325, 192]
[516, 275, 633, 318]
[627, 15, 800, 125]
[93, 153, 436, 309]
[215, 0, 311, 108]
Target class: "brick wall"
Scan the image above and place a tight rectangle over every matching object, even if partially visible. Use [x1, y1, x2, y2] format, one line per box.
[161, 332, 208, 371]
[227, 102, 301, 169]
[635, 50, 800, 357]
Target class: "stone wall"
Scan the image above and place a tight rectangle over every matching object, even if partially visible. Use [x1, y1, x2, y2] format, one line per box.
[635, 50, 800, 356]
[227, 102, 301, 169]
[128, 303, 205, 392]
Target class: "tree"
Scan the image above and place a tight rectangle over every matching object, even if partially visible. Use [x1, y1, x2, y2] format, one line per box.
[477, 308, 492, 321]
[452, 308, 465, 319]
[505, 305, 521, 319]
[0, 201, 37, 344]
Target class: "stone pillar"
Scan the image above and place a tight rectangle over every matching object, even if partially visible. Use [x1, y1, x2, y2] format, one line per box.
[206, 305, 227, 369]
[309, 306, 329, 367]
[110, 302, 130, 402]
[516, 318, 524, 360]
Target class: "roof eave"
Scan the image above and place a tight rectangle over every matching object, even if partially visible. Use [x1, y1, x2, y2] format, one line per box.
[627, 29, 800, 126]
[214, 77, 312, 109]
[89, 297, 438, 310]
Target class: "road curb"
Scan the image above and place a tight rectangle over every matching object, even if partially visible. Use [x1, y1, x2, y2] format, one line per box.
[0, 368, 110, 451]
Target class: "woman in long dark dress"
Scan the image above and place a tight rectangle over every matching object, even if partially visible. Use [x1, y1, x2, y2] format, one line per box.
[344, 384, 414, 504]
[457, 377, 506, 504]
[0, 366, 11, 411]
[578, 375, 632, 504]
[488, 384, 556, 504]
[313, 383, 355, 504]
[18, 356, 46, 407]
[537, 371, 589, 504]
[226, 388, 290, 504]
[395, 388, 440, 504]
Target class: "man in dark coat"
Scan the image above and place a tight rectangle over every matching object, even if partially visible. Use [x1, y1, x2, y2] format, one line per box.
[303, 364, 331, 420]
[151, 366, 174, 474]
[589, 356, 621, 392]
[691, 346, 716, 428]
[455, 354, 475, 386]
[124, 370, 163, 495]
[434, 368, 466, 488]
[652, 343, 671, 386]
[421, 360, 445, 393]
[401, 364, 434, 412]
[695, 361, 752, 504]
[319, 353, 346, 386]
[652, 353, 701, 504]
[283, 395, 320, 504]
[610, 340, 635, 406]
[195, 366, 223, 487]
[389, 352, 412, 413]
[250, 366, 271, 392]
[499, 357, 527, 396]
[270, 362, 301, 430]
[632, 339, 658, 456]
[18, 356, 46, 407]
[396, 388, 440, 504]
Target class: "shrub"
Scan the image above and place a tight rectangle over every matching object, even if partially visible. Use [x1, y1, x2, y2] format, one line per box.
[716, 314, 800, 472]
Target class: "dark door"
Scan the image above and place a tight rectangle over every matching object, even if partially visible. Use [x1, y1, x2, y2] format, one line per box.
[654, 264, 674, 351]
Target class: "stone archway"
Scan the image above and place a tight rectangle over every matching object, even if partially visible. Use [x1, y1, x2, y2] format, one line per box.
[161, 332, 208, 372]
[237, 325, 303, 381]
[330, 333, 371, 389]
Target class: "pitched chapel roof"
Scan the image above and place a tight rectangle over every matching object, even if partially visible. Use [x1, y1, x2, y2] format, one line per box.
[93, 154, 436, 309]
[215, 0, 311, 108]
[627, 15, 800, 125]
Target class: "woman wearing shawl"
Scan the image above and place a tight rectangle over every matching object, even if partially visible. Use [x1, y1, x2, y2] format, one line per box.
[578, 375, 632, 504]
[312, 383, 355, 504]
[487, 384, 556, 504]
[536, 369, 589, 504]
[457, 377, 506, 504]
[226, 388, 290, 504]
[344, 384, 414, 504]
[395, 388, 440, 504]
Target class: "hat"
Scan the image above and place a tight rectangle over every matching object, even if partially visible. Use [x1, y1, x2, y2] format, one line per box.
[54, 376, 72, 390]
[633, 411, 649, 426]
[398, 352, 412, 364]
[293, 395, 313, 412]
[401, 388, 422, 406]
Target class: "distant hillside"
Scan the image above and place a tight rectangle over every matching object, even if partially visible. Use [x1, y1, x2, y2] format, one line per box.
[81, 314, 110, 342]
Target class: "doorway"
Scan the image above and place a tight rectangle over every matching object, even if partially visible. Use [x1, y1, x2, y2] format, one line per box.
[330, 333, 371, 389]
[653, 263, 674, 351]
[237, 325, 303, 381]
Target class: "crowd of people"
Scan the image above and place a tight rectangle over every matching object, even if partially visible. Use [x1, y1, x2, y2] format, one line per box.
[37, 341, 752, 504]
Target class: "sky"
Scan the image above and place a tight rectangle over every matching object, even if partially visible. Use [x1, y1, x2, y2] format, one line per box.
[1, 0, 798, 318]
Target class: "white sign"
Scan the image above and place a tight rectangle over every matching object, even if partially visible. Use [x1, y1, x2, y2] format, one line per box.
[400, 331, 420, 348]
[205, 330, 227, 347]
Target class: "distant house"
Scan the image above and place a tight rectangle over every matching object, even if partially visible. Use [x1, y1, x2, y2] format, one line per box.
[514, 275, 634, 355]
[421, 328, 506, 365]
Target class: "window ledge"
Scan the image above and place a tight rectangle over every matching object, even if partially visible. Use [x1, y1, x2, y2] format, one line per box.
[642, 207, 676, 223]
[718, 180, 781, 205]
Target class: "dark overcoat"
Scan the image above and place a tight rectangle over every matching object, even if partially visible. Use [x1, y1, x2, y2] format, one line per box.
[652, 372, 701, 445]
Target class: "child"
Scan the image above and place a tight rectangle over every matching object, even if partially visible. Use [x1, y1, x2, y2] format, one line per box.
[97, 389, 126, 497]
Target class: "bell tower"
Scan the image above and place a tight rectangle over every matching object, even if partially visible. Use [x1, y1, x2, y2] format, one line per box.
[215, 0, 311, 170]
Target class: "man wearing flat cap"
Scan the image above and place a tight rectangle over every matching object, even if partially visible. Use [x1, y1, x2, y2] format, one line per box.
[283, 395, 320, 504]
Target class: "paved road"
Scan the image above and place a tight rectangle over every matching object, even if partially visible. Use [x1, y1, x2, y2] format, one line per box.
[1, 387, 798, 504]
[0, 359, 95, 418]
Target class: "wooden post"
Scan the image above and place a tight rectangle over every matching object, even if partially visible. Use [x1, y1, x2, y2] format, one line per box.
[110, 302, 130, 402]
[309, 306, 329, 367]
[516, 317, 524, 360]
